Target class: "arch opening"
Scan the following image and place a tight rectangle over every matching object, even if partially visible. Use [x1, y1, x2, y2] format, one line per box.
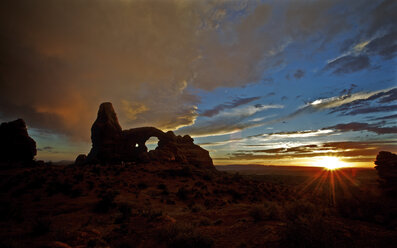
[146, 136, 159, 152]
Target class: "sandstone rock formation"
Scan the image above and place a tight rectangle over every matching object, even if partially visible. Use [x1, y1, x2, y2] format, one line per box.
[82, 102, 214, 169]
[374, 151, 397, 195]
[0, 119, 37, 163]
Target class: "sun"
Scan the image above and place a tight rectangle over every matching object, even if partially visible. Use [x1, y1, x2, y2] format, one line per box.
[311, 156, 349, 170]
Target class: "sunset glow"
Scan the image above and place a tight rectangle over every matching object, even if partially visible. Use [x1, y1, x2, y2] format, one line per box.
[0, 0, 396, 166]
[311, 156, 350, 170]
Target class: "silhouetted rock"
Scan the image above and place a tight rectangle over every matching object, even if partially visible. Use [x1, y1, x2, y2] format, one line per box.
[87, 102, 123, 163]
[374, 151, 397, 195]
[0, 119, 36, 163]
[74, 154, 87, 166]
[81, 102, 214, 170]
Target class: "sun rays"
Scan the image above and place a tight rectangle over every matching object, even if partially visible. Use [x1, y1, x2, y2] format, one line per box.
[300, 157, 357, 206]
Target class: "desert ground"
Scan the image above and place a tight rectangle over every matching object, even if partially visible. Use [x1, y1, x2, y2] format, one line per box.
[1, 162, 396, 248]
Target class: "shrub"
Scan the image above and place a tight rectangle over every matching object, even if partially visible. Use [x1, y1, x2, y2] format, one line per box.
[139, 208, 163, 222]
[157, 183, 167, 190]
[281, 216, 352, 248]
[159, 223, 214, 248]
[284, 200, 316, 221]
[137, 182, 148, 189]
[249, 206, 267, 222]
[250, 201, 282, 222]
[176, 187, 189, 201]
[31, 217, 51, 236]
[197, 217, 212, 226]
[114, 203, 133, 223]
[94, 190, 119, 213]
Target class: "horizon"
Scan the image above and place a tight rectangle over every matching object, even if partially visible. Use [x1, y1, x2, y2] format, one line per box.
[1, 0, 396, 168]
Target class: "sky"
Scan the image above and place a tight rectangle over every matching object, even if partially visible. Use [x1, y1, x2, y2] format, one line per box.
[0, 0, 396, 167]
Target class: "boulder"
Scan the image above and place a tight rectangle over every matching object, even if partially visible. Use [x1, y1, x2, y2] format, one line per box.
[0, 119, 36, 163]
[74, 154, 87, 166]
[81, 102, 214, 170]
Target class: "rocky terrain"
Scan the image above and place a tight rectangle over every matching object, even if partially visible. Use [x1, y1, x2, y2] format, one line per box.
[0, 103, 396, 248]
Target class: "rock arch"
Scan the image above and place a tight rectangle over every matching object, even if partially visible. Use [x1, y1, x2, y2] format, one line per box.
[83, 102, 214, 170]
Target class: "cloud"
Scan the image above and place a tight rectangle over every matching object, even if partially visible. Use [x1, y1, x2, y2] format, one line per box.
[260, 87, 396, 126]
[325, 31, 397, 75]
[326, 122, 397, 134]
[37, 146, 54, 152]
[261, 129, 334, 139]
[325, 0, 397, 75]
[176, 104, 283, 137]
[293, 69, 305, 79]
[200, 96, 261, 117]
[365, 31, 397, 59]
[346, 105, 397, 116]
[266, 92, 276, 97]
[226, 141, 397, 162]
[0, 0, 393, 142]
[370, 114, 397, 121]
[329, 88, 397, 115]
[324, 55, 370, 74]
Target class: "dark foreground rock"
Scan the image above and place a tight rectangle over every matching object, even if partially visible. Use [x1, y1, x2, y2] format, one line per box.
[0, 119, 36, 163]
[375, 151, 397, 195]
[82, 102, 214, 169]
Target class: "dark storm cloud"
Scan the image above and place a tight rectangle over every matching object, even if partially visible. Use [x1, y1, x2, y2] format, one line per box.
[324, 55, 370, 75]
[326, 122, 397, 134]
[364, 0, 397, 37]
[293, 69, 305, 79]
[201, 96, 261, 117]
[0, 0, 392, 142]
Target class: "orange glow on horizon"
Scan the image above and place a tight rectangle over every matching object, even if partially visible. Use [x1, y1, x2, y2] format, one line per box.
[310, 156, 350, 170]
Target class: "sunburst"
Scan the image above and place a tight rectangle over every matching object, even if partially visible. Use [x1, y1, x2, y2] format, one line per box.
[311, 156, 349, 170]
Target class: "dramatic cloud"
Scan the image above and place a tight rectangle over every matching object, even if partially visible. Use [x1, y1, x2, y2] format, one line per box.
[201, 96, 261, 117]
[0, 0, 382, 142]
[326, 122, 397, 134]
